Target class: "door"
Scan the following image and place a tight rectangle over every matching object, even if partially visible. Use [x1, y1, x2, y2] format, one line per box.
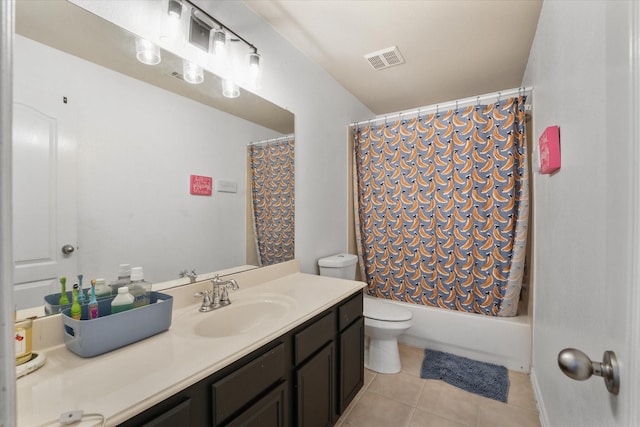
[525, 1, 640, 426]
[12, 83, 77, 309]
[296, 342, 335, 427]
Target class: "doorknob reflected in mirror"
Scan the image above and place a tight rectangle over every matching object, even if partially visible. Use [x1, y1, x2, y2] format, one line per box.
[61, 244, 75, 255]
[557, 348, 619, 395]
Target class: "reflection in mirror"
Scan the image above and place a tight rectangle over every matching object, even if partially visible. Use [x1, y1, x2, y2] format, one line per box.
[247, 135, 295, 267]
[13, 0, 294, 314]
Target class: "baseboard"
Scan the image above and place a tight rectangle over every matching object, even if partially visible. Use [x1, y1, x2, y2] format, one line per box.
[530, 366, 549, 427]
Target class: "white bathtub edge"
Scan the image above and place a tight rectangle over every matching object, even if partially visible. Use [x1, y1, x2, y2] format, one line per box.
[387, 299, 532, 372]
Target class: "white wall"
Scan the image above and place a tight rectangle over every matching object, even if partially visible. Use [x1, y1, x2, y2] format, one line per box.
[14, 35, 281, 285]
[523, 1, 636, 425]
[70, 0, 374, 275]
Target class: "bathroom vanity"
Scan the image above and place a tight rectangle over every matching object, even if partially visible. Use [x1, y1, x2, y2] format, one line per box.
[16, 261, 366, 426]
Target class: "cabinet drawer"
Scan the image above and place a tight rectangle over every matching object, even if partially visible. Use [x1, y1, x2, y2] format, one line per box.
[338, 292, 363, 331]
[226, 382, 287, 427]
[212, 343, 285, 425]
[294, 312, 336, 365]
[141, 398, 191, 427]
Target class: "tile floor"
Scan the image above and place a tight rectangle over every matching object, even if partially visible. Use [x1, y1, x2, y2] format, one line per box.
[336, 344, 541, 427]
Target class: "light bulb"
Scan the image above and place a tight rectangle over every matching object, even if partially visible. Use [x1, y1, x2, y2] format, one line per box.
[247, 51, 261, 89]
[135, 38, 161, 65]
[213, 29, 227, 57]
[183, 60, 204, 84]
[168, 0, 182, 20]
[222, 79, 240, 98]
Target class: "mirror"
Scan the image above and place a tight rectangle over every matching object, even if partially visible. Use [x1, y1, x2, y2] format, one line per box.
[13, 0, 295, 314]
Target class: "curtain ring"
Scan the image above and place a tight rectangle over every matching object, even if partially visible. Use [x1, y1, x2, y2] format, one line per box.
[498, 91, 502, 102]
[476, 96, 480, 107]
[455, 100, 459, 111]
[436, 104, 439, 115]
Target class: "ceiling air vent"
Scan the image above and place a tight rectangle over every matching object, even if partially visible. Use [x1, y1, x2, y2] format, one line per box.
[364, 46, 405, 70]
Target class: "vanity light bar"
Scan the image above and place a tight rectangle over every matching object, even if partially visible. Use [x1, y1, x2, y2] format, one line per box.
[182, 0, 259, 61]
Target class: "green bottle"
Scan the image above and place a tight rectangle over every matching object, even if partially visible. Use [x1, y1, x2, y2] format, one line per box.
[58, 277, 70, 305]
[71, 283, 81, 320]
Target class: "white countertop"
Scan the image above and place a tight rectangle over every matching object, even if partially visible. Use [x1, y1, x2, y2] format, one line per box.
[16, 271, 365, 426]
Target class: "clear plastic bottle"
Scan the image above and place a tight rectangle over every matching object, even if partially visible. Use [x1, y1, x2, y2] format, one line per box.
[110, 286, 134, 314]
[110, 264, 131, 295]
[129, 267, 151, 308]
[94, 278, 112, 300]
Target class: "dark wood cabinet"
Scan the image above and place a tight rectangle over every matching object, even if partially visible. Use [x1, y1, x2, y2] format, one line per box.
[119, 290, 363, 427]
[338, 317, 364, 413]
[295, 342, 335, 427]
[226, 382, 288, 427]
[140, 398, 191, 427]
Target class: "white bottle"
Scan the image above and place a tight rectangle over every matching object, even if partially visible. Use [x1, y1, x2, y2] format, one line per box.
[110, 286, 134, 314]
[110, 264, 131, 295]
[94, 278, 112, 300]
[128, 267, 151, 308]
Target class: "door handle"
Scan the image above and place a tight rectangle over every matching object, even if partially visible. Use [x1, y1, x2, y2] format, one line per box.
[61, 244, 75, 255]
[557, 348, 619, 395]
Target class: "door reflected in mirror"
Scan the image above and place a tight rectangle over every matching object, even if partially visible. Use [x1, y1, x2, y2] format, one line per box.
[13, 0, 294, 314]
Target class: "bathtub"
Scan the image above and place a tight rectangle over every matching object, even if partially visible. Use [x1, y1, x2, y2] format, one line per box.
[384, 299, 532, 372]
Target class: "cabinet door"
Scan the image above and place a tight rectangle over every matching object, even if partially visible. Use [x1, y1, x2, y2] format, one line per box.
[296, 342, 335, 427]
[339, 317, 364, 413]
[226, 382, 287, 427]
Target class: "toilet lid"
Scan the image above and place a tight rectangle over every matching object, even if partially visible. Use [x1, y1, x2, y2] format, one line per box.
[364, 297, 412, 321]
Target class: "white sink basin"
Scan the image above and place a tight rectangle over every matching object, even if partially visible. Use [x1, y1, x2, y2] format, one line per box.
[178, 294, 296, 338]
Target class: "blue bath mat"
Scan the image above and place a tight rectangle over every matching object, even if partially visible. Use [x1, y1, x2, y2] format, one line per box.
[420, 349, 509, 402]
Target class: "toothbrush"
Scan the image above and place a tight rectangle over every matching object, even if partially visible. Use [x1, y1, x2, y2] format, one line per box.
[58, 277, 69, 305]
[77, 274, 86, 303]
[71, 283, 81, 320]
[88, 279, 99, 319]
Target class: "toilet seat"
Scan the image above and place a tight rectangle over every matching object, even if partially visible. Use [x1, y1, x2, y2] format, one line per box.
[364, 296, 412, 322]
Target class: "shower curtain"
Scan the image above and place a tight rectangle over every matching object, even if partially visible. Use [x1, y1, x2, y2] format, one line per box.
[353, 97, 528, 316]
[248, 138, 295, 266]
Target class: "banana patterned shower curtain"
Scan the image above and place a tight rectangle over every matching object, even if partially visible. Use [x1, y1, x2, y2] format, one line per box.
[353, 97, 528, 316]
[248, 138, 295, 267]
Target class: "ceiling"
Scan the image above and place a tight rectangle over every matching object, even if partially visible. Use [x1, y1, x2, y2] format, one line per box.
[244, 0, 543, 115]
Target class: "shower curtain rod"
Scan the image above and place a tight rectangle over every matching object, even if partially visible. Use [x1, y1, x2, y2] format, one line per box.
[352, 86, 533, 128]
[247, 133, 294, 147]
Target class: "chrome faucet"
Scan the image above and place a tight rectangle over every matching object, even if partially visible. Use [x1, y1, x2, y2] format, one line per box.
[179, 269, 198, 283]
[193, 275, 239, 312]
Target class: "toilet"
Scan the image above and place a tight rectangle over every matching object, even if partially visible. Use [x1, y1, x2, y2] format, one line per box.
[318, 253, 413, 374]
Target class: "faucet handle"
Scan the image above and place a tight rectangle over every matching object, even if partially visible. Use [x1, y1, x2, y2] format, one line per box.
[220, 287, 230, 304]
[194, 290, 211, 302]
[194, 290, 214, 312]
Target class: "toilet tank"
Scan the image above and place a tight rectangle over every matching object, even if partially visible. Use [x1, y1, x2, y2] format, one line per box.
[318, 253, 358, 280]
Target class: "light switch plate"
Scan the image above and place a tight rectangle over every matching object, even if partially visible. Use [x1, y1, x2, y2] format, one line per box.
[216, 180, 237, 193]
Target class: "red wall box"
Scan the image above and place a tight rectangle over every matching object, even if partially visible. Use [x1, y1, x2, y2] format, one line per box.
[539, 125, 561, 174]
[190, 175, 213, 196]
